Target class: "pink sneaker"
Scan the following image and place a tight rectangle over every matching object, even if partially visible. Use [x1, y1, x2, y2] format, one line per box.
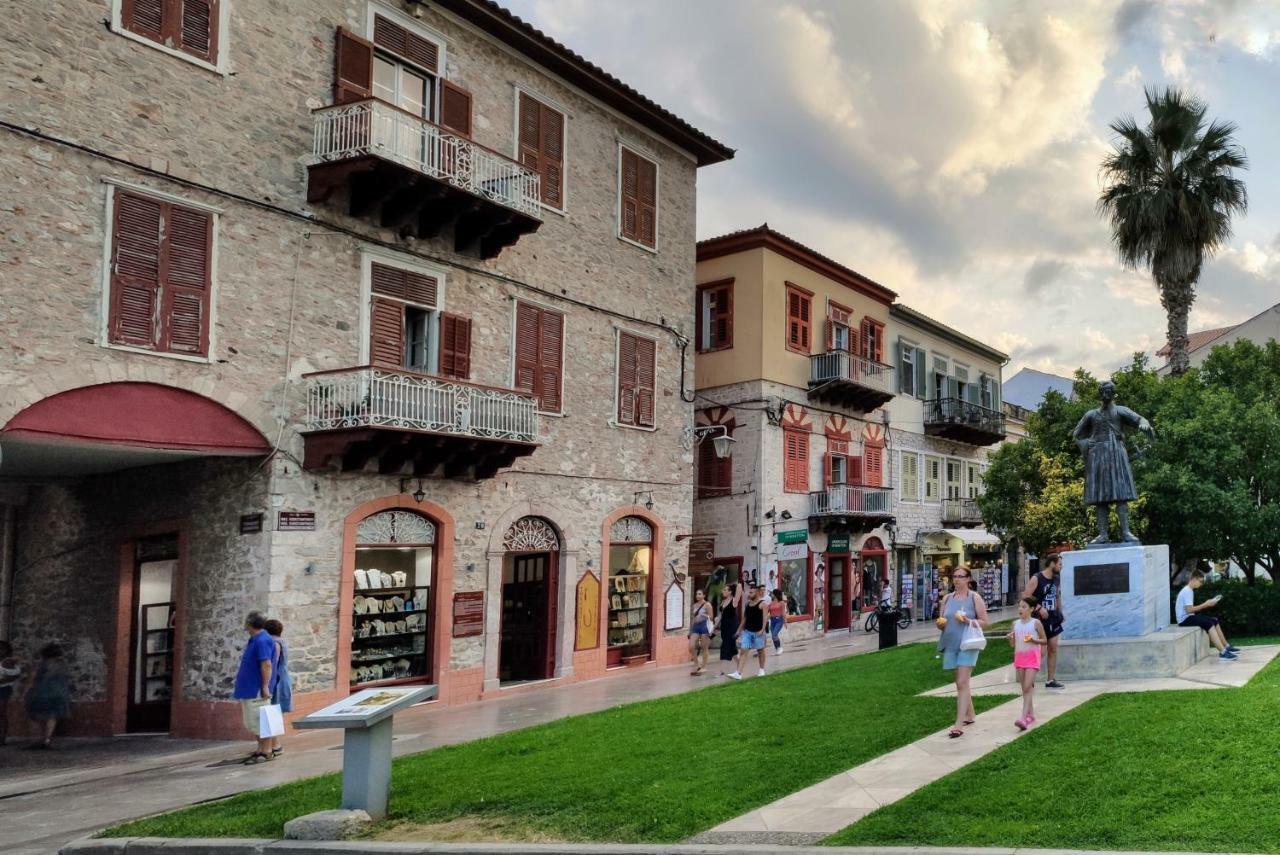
[1014, 717, 1028, 731]
[1027, 714, 1036, 725]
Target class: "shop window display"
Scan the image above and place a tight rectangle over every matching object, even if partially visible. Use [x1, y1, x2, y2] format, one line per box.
[351, 510, 435, 688]
[608, 517, 653, 663]
[779, 555, 809, 615]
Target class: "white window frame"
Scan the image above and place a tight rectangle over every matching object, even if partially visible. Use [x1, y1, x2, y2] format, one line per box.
[512, 85, 570, 217]
[609, 325, 660, 432]
[615, 141, 660, 254]
[898, 451, 920, 503]
[899, 337, 921, 398]
[358, 248, 448, 370]
[945, 457, 964, 500]
[967, 462, 983, 499]
[979, 373, 995, 409]
[98, 179, 222, 365]
[508, 297, 567, 417]
[923, 454, 942, 503]
[109, 0, 233, 75]
[931, 355, 950, 400]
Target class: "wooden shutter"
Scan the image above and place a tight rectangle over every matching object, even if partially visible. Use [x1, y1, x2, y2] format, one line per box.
[179, 0, 218, 63]
[783, 429, 809, 493]
[620, 148, 639, 241]
[848, 454, 864, 486]
[699, 437, 718, 498]
[122, 0, 165, 41]
[109, 192, 164, 348]
[711, 284, 732, 348]
[438, 313, 471, 380]
[786, 287, 811, 353]
[514, 302, 540, 395]
[864, 444, 883, 487]
[334, 28, 374, 104]
[159, 205, 211, 353]
[373, 14, 438, 73]
[635, 335, 655, 427]
[616, 331, 637, 425]
[440, 81, 472, 138]
[369, 297, 405, 367]
[537, 309, 564, 413]
[370, 262, 437, 307]
[518, 95, 564, 208]
[619, 148, 657, 247]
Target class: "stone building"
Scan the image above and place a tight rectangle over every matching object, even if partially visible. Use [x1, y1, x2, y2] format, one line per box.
[0, 0, 731, 738]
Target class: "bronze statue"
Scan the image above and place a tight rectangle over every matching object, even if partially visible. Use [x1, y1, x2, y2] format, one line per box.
[1072, 381, 1155, 545]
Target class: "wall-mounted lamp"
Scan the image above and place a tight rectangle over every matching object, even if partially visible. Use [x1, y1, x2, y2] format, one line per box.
[399, 477, 426, 503]
[764, 507, 793, 522]
[681, 424, 736, 459]
[780, 509, 793, 521]
[633, 491, 655, 511]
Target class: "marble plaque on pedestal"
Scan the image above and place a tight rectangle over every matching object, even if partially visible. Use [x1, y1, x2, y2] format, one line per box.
[1059, 544, 1170, 638]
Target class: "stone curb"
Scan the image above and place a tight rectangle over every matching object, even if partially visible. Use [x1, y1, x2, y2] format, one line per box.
[59, 841, 1269, 855]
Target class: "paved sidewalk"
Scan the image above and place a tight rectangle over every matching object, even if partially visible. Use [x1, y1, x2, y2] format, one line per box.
[696, 645, 1279, 844]
[1, 621, 937, 855]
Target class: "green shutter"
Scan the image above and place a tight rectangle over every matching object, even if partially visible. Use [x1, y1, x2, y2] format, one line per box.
[895, 339, 906, 392]
[916, 349, 927, 400]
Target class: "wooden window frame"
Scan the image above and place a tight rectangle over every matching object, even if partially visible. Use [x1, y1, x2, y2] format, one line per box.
[99, 180, 220, 364]
[784, 283, 813, 356]
[514, 87, 568, 213]
[782, 427, 810, 494]
[859, 316, 885, 363]
[511, 299, 566, 415]
[695, 279, 734, 353]
[613, 328, 658, 431]
[616, 143, 659, 252]
[111, 0, 229, 75]
[358, 249, 447, 371]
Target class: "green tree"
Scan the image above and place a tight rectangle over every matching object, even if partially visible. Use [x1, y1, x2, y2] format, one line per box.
[1098, 87, 1248, 375]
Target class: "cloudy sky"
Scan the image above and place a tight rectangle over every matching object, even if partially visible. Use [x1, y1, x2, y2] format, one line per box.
[505, 0, 1279, 378]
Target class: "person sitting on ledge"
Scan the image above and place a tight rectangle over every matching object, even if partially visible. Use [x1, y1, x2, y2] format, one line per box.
[1175, 570, 1238, 660]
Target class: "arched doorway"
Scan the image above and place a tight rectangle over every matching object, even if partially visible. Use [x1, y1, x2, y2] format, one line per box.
[350, 509, 438, 688]
[606, 516, 654, 667]
[859, 536, 889, 612]
[499, 517, 560, 683]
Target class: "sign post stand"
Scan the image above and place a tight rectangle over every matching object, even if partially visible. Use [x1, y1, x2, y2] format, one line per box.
[293, 685, 437, 820]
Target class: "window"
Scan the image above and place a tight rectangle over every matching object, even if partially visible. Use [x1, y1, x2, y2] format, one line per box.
[616, 331, 657, 428]
[698, 415, 734, 498]
[514, 302, 564, 413]
[980, 374, 995, 409]
[783, 428, 810, 493]
[116, 0, 221, 67]
[899, 452, 920, 502]
[824, 437, 858, 487]
[945, 459, 963, 499]
[923, 455, 942, 502]
[518, 93, 565, 209]
[106, 189, 213, 358]
[932, 355, 950, 400]
[899, 340, 925, 397]
[696, 280, 733, 352]
[367, 261, 453, 374]
[825, 302, 854, 353]
[860, 317, 884, 362]
[785, 284, 812, 354]
[778, 552, 810, 617]
[967, 463, 983, 499]
[619, 146, 658, 248]
[829, 454, 848, 486]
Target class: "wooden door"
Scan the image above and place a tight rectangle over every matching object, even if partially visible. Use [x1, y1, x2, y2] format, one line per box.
[499, 553, 552, 682]
[126, 534, 178, 733]
[826, 555, 851, 630]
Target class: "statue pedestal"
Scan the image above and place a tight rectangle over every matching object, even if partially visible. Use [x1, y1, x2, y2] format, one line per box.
[1052, 544, 1211, 680]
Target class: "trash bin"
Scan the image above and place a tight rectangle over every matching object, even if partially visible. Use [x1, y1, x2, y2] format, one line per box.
[877, 606, 899, 649]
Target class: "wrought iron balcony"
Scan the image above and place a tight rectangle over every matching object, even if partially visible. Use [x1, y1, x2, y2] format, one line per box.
[808, 351, 895, 412]
[942, 498, 984, 527]
[300, 366, 539, 480]
[307, 99, 542, 258]
[923, 397, 1006, 446]
[808, 485, 895, 532]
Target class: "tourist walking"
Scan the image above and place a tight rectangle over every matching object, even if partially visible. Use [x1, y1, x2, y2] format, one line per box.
[688, 589, 713, 675]
[736, 584, 768, 677]
[1176, 570, 1238, 660]
[768, 588, 787, 654]
[24, 643, 71, 749]
[936, 565, 988, 738]
[715, 583, 743, 679]
[1008, 597, 1048, 730]
[234, 611, 276, 764]
[1024, 554, 1066, 688]
[0, 640, 21, 746]
[264, 619, 293, 758]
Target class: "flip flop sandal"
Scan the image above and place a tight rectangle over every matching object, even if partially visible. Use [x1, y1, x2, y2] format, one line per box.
[242, 752, 271, 765]
[948, 729, 964, 739]
[271, 747, 284, 758]
[963, 719, 975, 725]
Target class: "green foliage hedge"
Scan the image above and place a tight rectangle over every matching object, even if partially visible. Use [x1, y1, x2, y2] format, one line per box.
[1192, 579, 1280, 636]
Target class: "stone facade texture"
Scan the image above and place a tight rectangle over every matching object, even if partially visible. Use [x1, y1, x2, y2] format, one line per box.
[0, 0, 716, 736]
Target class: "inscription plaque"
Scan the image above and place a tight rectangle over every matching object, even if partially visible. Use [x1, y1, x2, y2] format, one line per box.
[1073, 562, 1130, 596]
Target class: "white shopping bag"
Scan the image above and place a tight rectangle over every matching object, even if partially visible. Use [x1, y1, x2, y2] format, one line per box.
[258, 703, 285, 738]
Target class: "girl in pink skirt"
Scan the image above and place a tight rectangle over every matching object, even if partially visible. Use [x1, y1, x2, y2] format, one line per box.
[1008, 597, 1048, 730]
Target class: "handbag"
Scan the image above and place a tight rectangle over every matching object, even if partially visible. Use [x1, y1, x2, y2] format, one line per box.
[258, 703, 285, 738]
[960, 620, 987, 651]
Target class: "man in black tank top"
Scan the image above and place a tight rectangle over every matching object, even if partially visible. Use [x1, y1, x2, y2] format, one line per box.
[1023, 554, 1066, 688]
[736, 584, 769, 677]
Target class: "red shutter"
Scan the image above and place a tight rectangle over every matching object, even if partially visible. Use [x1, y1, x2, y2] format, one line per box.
[784, 429, 809, 493]
[438, 313, 471, 380]
[619, 148, 639, 241]
[159, 205, 211, 354]
[539, 103, 564, 208]
[109, 192, 164, 348]
[179, 0, 218, 63]
[334, 28, 374, 104]
[864, 444, 883, 487]
[617, 331, 637, 425]
[848, 454, 865, 487]
[538, 310, 564, 413]
[823, 451, 835, 488]
[369, 297, 404, 367]
[786, 287, 811, 353]
[514, 302, 540, 395]
[440, 81, 473, 138]
[636, 335, 656, 427]
[122, 0, 165, 41]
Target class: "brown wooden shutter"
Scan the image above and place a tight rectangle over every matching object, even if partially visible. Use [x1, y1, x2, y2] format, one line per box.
[438, 313, 471, 380]
[159, 205, 211, 353]
[635, 336, 655, 427]
[539, 103, 564, 208]
[373, 14, 438, 73]
[784, 429, 809, 493]
[514, 303, 540, 396]
[619, 148, 638, 241]
[848, 454, 865, 486]
[616, 332, 637, 425]
[122, 0, 165, 41]
[334, 28, 374, 104]
[369, 297, 405, 367]
[370, 262, 436, 306]
[109, 192, 164, 348]
[636, 156, 656, 247]
[864, 444, 883, 487]
[537, 310, 564, 412]
[698, 437, 718, 498]
[439, 81, 473, 138]
[518, 93, 541, 171]
[179, 0, 218, 63]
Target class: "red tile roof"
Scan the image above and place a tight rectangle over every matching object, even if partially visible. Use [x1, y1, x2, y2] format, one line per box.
[1155, 325, 1235, 357]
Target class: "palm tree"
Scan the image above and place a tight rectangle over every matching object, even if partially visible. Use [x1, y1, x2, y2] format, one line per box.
[1098, 87, 1248, 375]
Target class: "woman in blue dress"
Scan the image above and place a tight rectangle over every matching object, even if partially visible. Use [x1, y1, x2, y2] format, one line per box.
[936, 567, 988, 738]
[264, 619, 293, 759]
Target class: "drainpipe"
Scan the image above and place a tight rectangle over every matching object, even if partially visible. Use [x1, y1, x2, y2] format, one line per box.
[0, 504, 15, 641]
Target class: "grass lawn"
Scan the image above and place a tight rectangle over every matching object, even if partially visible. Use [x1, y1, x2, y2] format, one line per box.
[104, 641, 1012, 843]
[826, 655, 1280, 853]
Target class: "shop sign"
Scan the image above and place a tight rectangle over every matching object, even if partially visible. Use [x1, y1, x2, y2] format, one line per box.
[688, 536, 715, 573]
[664, 582, 685, 630]
[451, 591, 484, 637]
[776, 529, 808, 545]
[827, 534, 850, 552]
[239, 513, 264, 534]
[777, 542, 809, 562]
[277, 511, 315, 531]
[574, 572, 601, 650]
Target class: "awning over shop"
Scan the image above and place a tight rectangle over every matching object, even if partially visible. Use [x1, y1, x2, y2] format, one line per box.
[941, 528, 1001, 547]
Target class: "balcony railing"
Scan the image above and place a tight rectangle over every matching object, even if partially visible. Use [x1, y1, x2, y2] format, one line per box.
[924, 397, 1006, 444]
[311, 99, 542, 219]
[302, 366, 539, 444]
[943, 498, 984, 526]
[809, 485, 894, 517]
[808, 350, 896, 411]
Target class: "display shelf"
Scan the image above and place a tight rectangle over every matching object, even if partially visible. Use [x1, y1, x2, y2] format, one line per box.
[352, 630, 422, 645]
[354, 608, 428, 620]
[352, 651, 427, 665]
[354, 586, 428, 596]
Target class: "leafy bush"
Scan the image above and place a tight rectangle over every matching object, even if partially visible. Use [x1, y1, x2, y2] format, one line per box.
[1193, 579, 1280, 635]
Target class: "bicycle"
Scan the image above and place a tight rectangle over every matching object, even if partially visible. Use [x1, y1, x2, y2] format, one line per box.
[863, 604, 913, 633]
